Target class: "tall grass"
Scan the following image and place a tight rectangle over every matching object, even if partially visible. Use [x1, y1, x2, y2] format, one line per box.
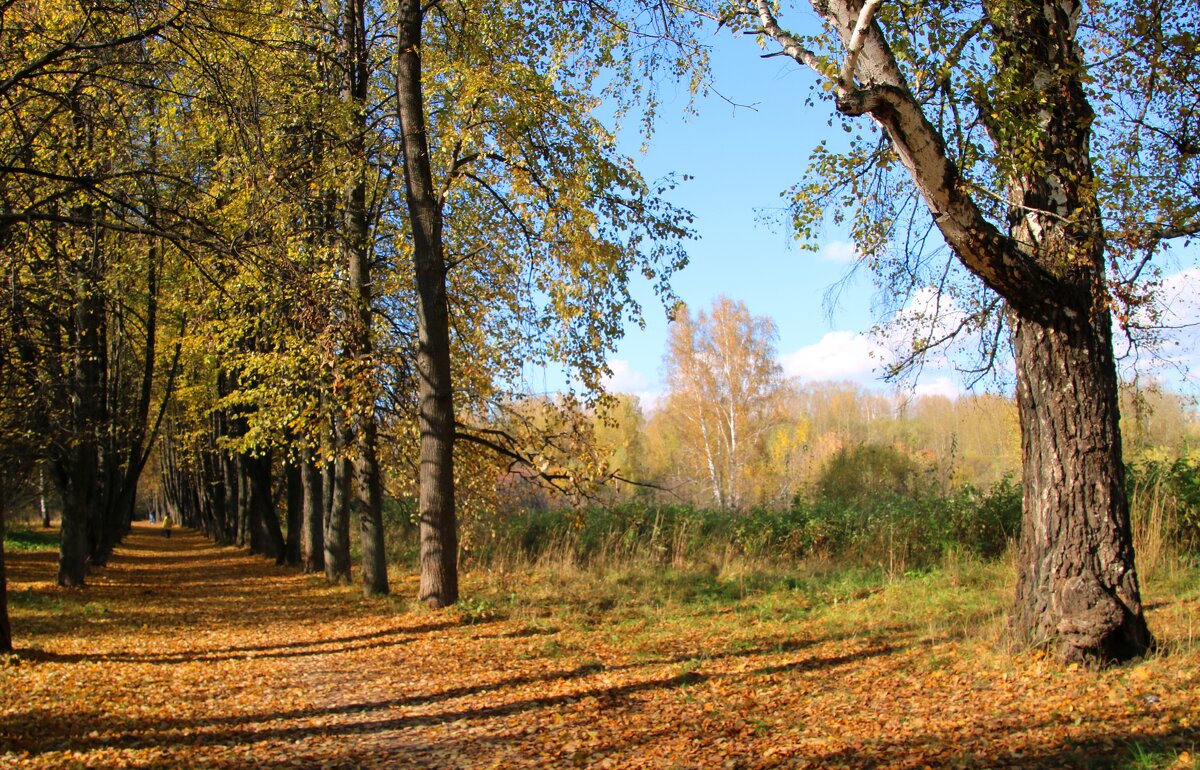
[1129, 454, 1200, 578]
[453, 477, 1023, 578]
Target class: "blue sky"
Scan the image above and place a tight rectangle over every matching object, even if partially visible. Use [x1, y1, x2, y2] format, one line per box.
[589, 29, 1200, 406]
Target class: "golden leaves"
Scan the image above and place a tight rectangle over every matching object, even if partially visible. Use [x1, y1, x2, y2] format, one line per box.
[4, 522, 1200, 768]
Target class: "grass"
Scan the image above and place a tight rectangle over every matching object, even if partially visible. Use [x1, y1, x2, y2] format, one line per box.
[2, 527, 58, 552]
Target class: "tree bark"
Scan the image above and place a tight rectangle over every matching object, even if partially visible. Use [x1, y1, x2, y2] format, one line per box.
[1011, 308, 1149, 659]
[991, 0, 1150, 661]
[300, 449, 325, 573]
[39, 467, 50, 528]
[284, 458, 303, 565]
[1, 509, 12, 653]
[396, 0, 458, 608]
[244, 451, 285, 564]
[341, 0, 387, 596]
[324, 454, 353, 583]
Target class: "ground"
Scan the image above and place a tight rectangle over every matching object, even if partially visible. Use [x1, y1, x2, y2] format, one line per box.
[2, 523, 1198, 769]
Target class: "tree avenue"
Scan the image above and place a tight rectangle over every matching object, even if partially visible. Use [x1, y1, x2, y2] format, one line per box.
[4, 0, 1192, 669]
[1, 0, 689, 624]
[678, 0, 1199, 660]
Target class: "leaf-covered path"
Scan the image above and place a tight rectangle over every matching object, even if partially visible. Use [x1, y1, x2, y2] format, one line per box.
[2, 524, 1199, 769]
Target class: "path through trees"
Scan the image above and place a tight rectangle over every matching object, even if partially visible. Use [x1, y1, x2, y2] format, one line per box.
[2, 524, 1197, 768]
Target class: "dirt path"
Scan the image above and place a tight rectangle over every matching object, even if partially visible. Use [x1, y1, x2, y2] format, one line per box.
[2, 524, 1198, 768]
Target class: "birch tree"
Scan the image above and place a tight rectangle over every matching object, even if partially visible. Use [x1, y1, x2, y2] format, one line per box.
[661, 297, 784, 510]
[700, 0, 1200, 659]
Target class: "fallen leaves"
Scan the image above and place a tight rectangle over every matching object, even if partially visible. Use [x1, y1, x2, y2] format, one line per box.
[2, 524, 1200, 768]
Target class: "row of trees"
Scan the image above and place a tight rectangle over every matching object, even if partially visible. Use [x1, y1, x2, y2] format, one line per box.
[0, 0, 692, 657]
[4, 0, 1198, 662]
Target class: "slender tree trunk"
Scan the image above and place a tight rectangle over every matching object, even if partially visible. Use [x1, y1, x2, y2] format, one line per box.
[39, 467, 50, 528]
[356, 424, 388, 594]
[1, 507, 12, 653]
[285, 459, 303, 565]
[396, 0, 458, 607]
[220, 423, 239, 543]
[300, 449, 325, 573]
[341, 0, 387, 596]
[236, 454, 250, 548]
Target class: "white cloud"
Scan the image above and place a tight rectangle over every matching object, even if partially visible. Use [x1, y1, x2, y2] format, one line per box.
[602, 358, 651, 393]
[819, 239, 859, 263]
[1121, 266, 1200, 391]
[779, 331, 887, 383]
[913, 376, 962, 400]
[1159, 267, 1200, 329]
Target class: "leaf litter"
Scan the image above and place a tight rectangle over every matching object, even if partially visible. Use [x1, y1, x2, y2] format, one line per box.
[1, 523, 1198, 769]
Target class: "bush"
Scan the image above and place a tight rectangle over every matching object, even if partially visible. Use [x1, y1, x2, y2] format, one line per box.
[447, 472, 1024, 574]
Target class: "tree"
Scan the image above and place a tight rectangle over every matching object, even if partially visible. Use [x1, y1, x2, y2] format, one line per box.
[1, 0, 190, 585]
[661, 297, 785, 510]
[394, 0, 458, 608]
[707, 0, 1184, 659]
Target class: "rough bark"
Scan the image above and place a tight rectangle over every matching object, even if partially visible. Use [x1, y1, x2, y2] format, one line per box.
[1011, 309, 1149, 659]
[396, 0, 458, 608]
[992, 0, 1150, 660]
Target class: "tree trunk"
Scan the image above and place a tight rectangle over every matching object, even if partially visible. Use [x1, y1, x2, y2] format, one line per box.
[1009, 308, 1151, 660]
[244, 452, 285, 564]
[341, 0, 387, 597]
[1, 509, 12, 653]
[300, 449, 325, 573]
[397, 0, 458, 607]
[324, 455, 352, 583]
[991, 0, 1151, 661]
[357, 425, 388, 595]
[39, 467, 50, 528]
[284, 459, 303, 565]
[760, 0, 1153, 660]
[55, 470, 91, 588]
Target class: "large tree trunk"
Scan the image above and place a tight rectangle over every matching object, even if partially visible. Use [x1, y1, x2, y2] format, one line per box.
[1009, 306, 1150, 660]
[753, 0, 1151, 660]
[396, 0, 458, 608]
[992, 0, 1150, 661]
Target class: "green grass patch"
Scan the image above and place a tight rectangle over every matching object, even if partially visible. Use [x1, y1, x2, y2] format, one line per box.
[3, 527, 58, 552]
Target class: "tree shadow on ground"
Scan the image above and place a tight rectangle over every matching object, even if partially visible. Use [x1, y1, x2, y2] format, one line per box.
[2, 642, 899, 756]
